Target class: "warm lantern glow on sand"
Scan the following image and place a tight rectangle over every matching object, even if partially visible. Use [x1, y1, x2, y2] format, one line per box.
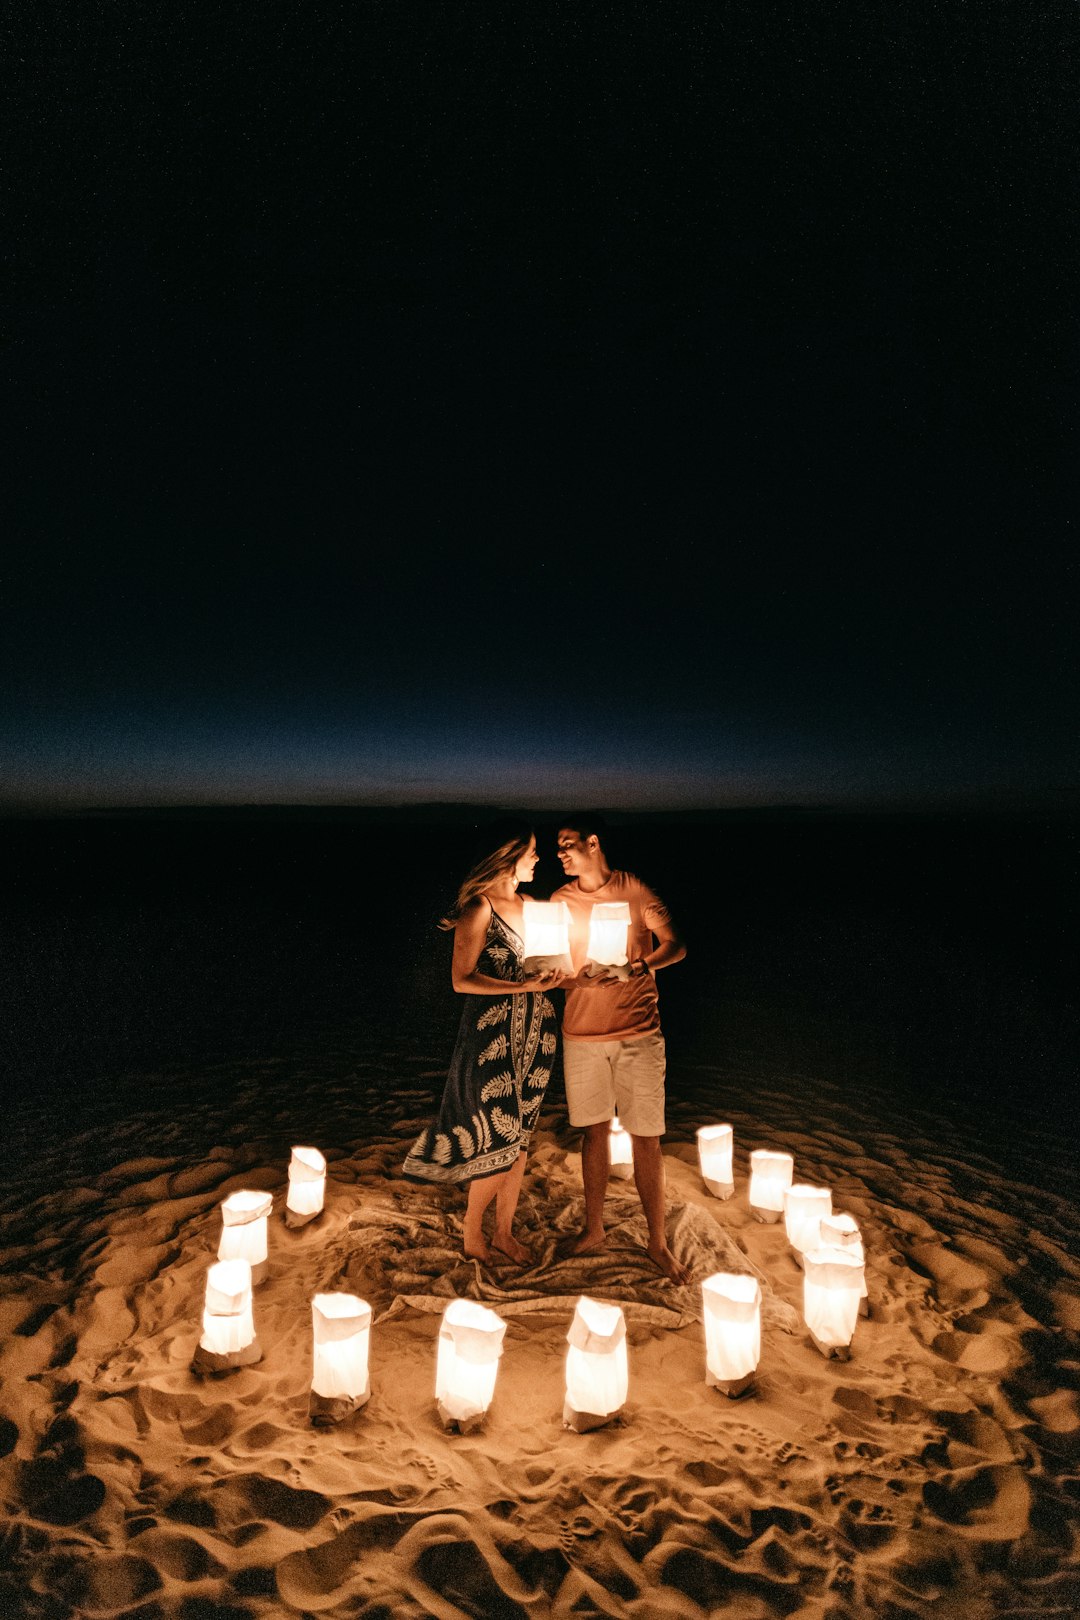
[192, 1258, 262, 1374]
[521, 899, 573, 975]
[803, 1245, 865, 1358]
[820, 1212, 870, 1315]
[218, 1189, 273, 1285]
[310, 1293, 372, 1425]
[609, 1116, 634, 1180]
[564, 1296, 628, 1432]
[783, 1184, 833, 1262]
[701, 1272, 761, 1397]
[696, 1124, 734, 1199]
[286, 1146, 326, 1228]
[748, 1150, 794, 1223]
[435, 1299, 507, 1431]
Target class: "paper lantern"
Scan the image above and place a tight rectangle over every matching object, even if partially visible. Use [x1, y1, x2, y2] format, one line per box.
[285, 1146, 326, 1228]
[748, 1149, 794, 1223]
[435, 1299, 507, 1432]
[820, 1213, 870, 1316]
[783, 1184, 833, 1263]
[585, 902, 632, 979]
[310, 1293, 372, 1425]
[696, 1124, 734, 1200]
[701, 1272, 761, 1397]
[521, 899, 573, 975]
[609, 1116, 634, 1180]
[802, 1246, 865, 1358]
[192, 1258, 262, 1374]
[563, 1296, 628, 1432]
[218, 1189, 273, 1286]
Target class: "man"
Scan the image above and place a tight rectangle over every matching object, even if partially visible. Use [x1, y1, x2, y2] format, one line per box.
[553, 814, 691, 1285]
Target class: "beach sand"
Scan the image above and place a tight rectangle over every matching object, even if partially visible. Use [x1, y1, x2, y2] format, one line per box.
[3, 1035, 1078, 1619]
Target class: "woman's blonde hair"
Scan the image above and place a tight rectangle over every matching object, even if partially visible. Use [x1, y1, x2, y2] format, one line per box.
[439, 820, 534, 929]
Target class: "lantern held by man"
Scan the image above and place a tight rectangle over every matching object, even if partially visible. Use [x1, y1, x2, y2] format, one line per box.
[285, 1146, 327, 1229]
[696, 1124, 734, 1200]
[701, 1272, 761, 1397]
[748, 1150, 794, 1223]
[802, 1245, 865, 1358]
[192, 1258, 262, 1374]
[820, 1212, 870, 1316]
[609, 1116, 634, 1180]
[310, 1293, 372, 1425]
[783, 1184, 833, 1264]
[585, 901, 632, 979]
[218, 1189, 273, 1286]
[563, 1296, 629, 1432]
[521, 899, 573, 976]
[435, 1299, 507, 1432]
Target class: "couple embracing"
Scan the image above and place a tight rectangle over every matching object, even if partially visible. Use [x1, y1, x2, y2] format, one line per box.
[403, 815, 691, 1285]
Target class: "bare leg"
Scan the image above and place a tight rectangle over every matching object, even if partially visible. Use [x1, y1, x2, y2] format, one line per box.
[492, 1151, 531, 1263]
[463, 1173, 502, 1260]
[632, 1134, 692, 1284]
[567, 1121, 611, 1255]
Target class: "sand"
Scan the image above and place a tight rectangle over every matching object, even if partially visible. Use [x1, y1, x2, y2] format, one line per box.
[2, 1040, 1079, 1619]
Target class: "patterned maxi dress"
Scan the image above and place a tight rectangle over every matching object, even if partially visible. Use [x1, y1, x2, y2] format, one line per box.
[402, 910, 559, 1182]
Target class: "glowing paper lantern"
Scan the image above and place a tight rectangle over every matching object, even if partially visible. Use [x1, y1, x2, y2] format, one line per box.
[563, 1296, 628, 1432]
[803, 1246, 865, 1359]
[701, 1272, 761, 1397]
[310, 1293, 372, 1425]
[784, 1184, 833, 1263]
[748, 1149, 794, 1224]
[609, 1116, 634, 1180]
[820, 1213, 870, 1316]
[435, 1299, 507, 1432]
[218, 1189, 273, 1286]
[521, 899, 573, 975]
[192, 1258, 261, 1374]
[696, 1124, 734, 1200]
[585, 902, 632, 979]
[286, 1146, 326, 1229]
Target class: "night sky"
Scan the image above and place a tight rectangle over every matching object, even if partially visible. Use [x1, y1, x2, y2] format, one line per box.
[7, 4, 1077, 813]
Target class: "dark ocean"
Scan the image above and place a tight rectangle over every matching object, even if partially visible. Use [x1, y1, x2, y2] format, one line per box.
[4, 809, 1077, 1197]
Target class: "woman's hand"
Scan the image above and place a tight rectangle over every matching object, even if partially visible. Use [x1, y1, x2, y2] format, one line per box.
[520, 967, 568, 992]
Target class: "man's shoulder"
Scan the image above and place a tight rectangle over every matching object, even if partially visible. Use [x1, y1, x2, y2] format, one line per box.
[550, 878, 577, 901]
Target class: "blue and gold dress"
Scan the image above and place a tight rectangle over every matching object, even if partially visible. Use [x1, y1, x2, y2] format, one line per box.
[402, 910, 558, 1182]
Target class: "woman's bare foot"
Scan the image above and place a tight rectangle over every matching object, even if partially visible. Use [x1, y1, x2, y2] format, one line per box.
[491, 1231, 532, 1265]
[565, 1228, 608, 1257]
[647, 1240, 692, 1285]
[463, 1236, 495, 1262]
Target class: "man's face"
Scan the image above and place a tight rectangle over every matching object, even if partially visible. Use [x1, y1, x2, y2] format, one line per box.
[556, 828, 593, 878]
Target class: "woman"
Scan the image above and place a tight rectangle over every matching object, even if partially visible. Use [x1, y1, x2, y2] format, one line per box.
[402, 823, 563, 1263]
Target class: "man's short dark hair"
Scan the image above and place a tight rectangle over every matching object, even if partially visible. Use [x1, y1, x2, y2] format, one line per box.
[558, 811, 609, 850]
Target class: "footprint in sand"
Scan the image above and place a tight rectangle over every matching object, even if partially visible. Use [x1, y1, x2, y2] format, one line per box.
[838, 1496, 899, 1550]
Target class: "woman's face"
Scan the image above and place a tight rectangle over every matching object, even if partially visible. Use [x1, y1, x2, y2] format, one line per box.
[514, 836, 539, 885]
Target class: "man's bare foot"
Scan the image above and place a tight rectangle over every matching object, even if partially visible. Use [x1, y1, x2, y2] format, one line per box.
[491, 1232, 532, 1265]
[565, 1229, 608, 1257]
[647, 1241, 692, 1285]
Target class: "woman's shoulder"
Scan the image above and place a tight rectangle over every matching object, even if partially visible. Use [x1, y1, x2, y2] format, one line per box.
[458, 893, 493, 925]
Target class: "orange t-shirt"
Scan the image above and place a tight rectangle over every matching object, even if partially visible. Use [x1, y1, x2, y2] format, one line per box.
[551, 870, 674, 1042]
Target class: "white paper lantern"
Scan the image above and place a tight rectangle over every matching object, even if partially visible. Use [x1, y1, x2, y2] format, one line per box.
[803, 1246, 865, 1358]
[563, 1296, 628, 1432]
[748, 1149, 794, 1223]
[310, 1293, 372, 1425]
[609, 1116, 634, 1180]
[192, 1258, 261, 1374]
[701, 1272, 761, 1397]
[585, 902, 632, 979]
[696, 1124, 734, 1200]
[820, 1213, 870, 1316]
[521, 899, 573, 975]
[286, 1146, 326, 1228]
[218, 1189, 273, 1285]
[783, 1184, 833, 1262]
[435, 1299, 507, 1431]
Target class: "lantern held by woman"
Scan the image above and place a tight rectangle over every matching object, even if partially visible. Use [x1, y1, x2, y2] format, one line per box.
[701, 1272, 761, 1397]
[435, 1299, 507, 1431]
[563, 1296, 629, 1432]
[310, 1293, 372, 1425]
[520, 899, 573, 976]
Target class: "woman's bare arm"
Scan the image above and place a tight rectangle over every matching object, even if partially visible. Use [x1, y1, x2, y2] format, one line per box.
[451, 897, 565, 994]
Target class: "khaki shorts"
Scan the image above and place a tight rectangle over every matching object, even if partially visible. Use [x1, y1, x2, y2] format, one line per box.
[563, 1032, 666, 1137]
